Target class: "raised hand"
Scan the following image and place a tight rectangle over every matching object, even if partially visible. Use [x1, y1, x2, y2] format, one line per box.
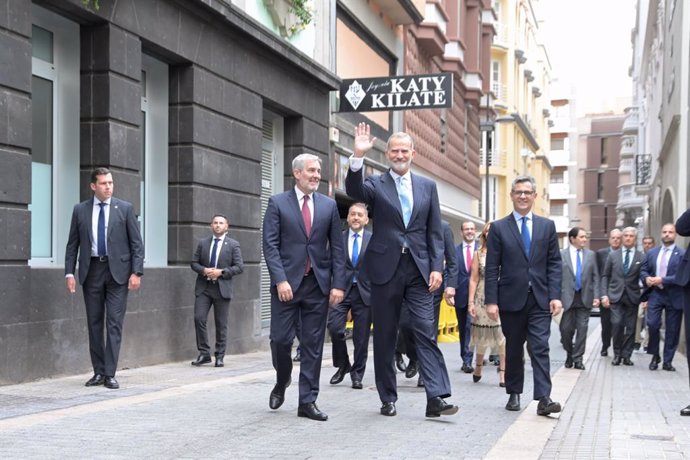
[353, 122, 376, 157]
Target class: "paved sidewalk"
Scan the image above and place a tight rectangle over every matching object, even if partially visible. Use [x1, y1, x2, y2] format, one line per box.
[0, 321, 688, 459]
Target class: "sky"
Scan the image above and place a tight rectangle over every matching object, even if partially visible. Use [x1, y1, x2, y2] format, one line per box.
[539, 0, 637, 116]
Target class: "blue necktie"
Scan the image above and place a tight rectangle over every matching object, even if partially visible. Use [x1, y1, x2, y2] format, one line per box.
[351, 233, 359, 266]
[575, 249, 582, 291]
[520, 216, 531, 257]
[623, 249, 631, 274]
[210, 238, 220, 268]
[396, 176, 412, 227]
[97, 202, 107, 256]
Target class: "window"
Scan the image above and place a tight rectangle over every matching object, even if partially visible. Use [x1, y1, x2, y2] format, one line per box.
[550, 138, 564, 150]
[600, 137, 609, 165]
[550, 203, 564, 216]
[30, 6, 79, 266]
[597, 172, 604, 200]
[491, 60, 501, 99]
[140, 54, 169, 266]
[260, 113, 285, 327]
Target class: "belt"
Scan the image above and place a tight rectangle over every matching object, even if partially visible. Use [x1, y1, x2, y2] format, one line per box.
[401, 247, 410, 254]
[206, 279, 218, 284]
[91, 256, 108, 262]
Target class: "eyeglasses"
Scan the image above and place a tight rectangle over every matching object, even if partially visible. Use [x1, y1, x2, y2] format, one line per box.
[512, 190, 535, 197]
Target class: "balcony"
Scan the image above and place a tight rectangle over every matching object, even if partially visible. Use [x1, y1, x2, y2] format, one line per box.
[619, 157, 634, 175]
[549, 149, 572, 167]
[492, 22, 510, 49]
[550, 116, 572, 133]
[480, 149, 508, 169]
[491, 81, 508, 106]
[620, 135, 636, 159]
[550, 215, 571, 234]
[635, 154, 652, 185]
[549, 182, 574, 200]
[617, 183, 645, 211]
[622, 106, 639, 134]
[377, 0, 425, 25]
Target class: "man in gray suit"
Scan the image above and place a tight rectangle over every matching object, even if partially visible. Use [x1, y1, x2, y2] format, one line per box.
[601, 226, 644, 366]
[596, 228, 622, 356]
[559, 227, 600, 370]
[190, 214, 244, 368]
[65, 167, 144, 390]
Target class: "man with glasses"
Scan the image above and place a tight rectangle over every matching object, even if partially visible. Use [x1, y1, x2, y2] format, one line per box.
[484, 176, 563, 416]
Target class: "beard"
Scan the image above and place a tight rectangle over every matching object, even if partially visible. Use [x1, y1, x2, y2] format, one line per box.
[389, 159, 412, 174]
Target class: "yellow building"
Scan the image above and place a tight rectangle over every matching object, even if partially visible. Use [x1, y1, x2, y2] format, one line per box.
[482, 0, 552, 220]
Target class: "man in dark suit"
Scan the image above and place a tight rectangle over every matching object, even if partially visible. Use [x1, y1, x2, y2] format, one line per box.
[640, 223, 685, 371]
[559, 227, 600, 370]
[674, 208, 690, 416]
[345, 122, 457, 418]
[262, 153, 345, 422]
[484, 175, 563, 416]
[190, 214, 244, 368]
[601, 227, 644, 366]
[65, 167, 144, 390]
[328, 202, 372, 390]
[596, 228, 622, 356]
[455, 220, 478, 373]
[402, 219, 459, 387]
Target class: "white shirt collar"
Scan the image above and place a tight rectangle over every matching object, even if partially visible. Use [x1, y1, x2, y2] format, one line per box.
[389, 169, 412, 183]
[512, 210, 533, 222]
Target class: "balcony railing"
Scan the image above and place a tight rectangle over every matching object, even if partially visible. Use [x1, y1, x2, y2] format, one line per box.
[493, 22, 509, 48]
[635, 154, 651, 185]
[491, 81, 508, 104]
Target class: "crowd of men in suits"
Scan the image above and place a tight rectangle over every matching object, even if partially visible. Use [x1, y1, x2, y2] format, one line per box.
[66, 134, 690, 422]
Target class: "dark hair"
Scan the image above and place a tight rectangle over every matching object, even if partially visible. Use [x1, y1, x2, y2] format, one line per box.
[91, 167, 111, 183]
[568, 227, 584, 241]
[212, 214, 229, 223]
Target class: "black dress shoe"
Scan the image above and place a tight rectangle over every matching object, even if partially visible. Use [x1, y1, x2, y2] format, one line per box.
[505, 393, 520, 411]
[537, 396, 562, 416]
[330, 364, 351, 385]
[601, 349, 608, 357]
[426, 397, 458, 417]
[191, 354, 212, 366]
[612, 355, 621, 366]
[85, 374, 105, 387]
[681, 405, 690, 416]
[104, 376, 119, 389]
[649, 355, 660, 370]
[662, 362, 676, 371]
[380, 402, 396, 416]
[269, 378, 291, 410]
[297, 402, 328, 421]
[565, 355, 573, 368]
[215, 356, 224, 368]
[351, 379, 363, 389]
[574, 362, 585, 370]
[461, 362, 474, 374]
[395, 353, 407, 372]
[633, 342, 641, 351]
[405, 360, 418, 379]
[622, 357, 634, 366]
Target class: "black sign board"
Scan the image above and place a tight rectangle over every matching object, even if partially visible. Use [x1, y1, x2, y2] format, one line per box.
[338, 73, 453, 112]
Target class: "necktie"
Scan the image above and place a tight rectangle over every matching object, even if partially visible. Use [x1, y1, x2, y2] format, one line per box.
[302, 195, 312, 274]
[465, 244, 472, 273]
[575, 249, 582, 291]
[520, 216, 531, 257]
[97, 202, 107, 256]
[351, 233, 359, 266]
[658, 247, 669, 279]
[623, 249, 631, 274]
[209, 237, 220, 268]
[396, 176, 412, 227]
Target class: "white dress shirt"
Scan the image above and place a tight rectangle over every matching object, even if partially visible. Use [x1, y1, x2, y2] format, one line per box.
[91, 198, 111, 257]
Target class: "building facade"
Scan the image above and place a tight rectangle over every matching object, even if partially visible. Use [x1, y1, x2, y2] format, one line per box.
[576, 115, 625, 251]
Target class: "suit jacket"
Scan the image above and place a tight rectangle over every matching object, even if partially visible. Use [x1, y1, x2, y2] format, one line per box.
[675, 208, 690, 287]
[440, 221, 459, 291]
[65, 197, 144, 285]
[342, 229, 372, 306]
[484, 213, 562, 311]
[455, 240, 479, 308]
[596, 247, 612, 275]
[262, 189, 346, 295]
[345, 168, 443, 285]
[560, 247, 600, 310]
[601, 248, 643, 304]
[639, 245, 685, 309]
[191, 235, 244, 300]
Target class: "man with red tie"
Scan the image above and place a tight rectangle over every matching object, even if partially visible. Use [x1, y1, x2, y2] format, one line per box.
[455, 221, 478, 373]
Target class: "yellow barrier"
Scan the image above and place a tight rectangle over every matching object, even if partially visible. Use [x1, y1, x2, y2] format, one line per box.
[437, 299, 459, 342]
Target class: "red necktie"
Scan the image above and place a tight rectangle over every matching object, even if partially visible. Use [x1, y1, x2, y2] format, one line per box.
[302, 195, 312, 274]
[466, 244, 472, 273]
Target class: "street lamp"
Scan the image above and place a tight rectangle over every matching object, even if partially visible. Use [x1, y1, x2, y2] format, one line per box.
[480, 95, 495, 223]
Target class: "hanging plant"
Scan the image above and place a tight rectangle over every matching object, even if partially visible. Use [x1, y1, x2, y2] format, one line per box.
[82, 0, 100, 9]
[287, 0, 314, 35]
